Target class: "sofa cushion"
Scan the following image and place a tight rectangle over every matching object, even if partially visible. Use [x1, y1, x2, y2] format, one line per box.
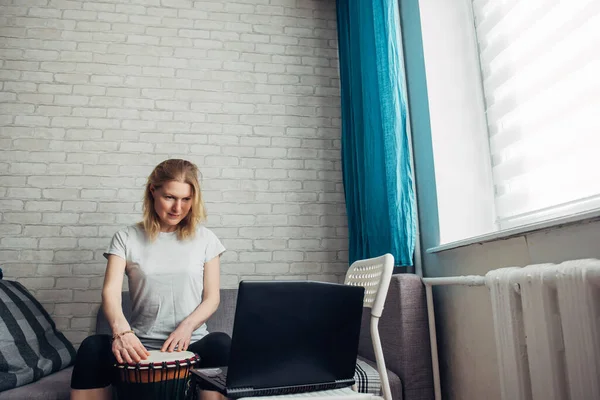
[0, 281, 75, 393]
[0, 366, 72, 400]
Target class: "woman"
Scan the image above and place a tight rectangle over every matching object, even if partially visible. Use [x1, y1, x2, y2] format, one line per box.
[71, 159, 230, 400]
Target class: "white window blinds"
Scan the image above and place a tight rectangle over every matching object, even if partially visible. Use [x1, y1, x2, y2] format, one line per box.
[472, 0, 600, 229]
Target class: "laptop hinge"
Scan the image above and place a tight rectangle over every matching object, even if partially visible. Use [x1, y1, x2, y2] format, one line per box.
[227, 380, 355, 398]
[227, 387, 253, 394]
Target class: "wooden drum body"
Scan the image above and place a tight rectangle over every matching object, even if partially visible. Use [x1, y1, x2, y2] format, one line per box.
[114, 350, 200, 400]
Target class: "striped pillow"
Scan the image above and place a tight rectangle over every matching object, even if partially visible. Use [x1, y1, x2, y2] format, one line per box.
[354, 358, 381, 396]
[0, 280, 76, 392]
[354, 357, 382, 395]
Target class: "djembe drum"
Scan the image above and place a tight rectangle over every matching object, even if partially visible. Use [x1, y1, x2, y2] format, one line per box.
[114, 350, 200, 400]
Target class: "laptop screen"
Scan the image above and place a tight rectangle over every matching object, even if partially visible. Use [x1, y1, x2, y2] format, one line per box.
[226, 280, 365, 390]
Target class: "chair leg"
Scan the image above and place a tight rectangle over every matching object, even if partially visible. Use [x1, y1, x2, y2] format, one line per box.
[371, 317, 392, 400]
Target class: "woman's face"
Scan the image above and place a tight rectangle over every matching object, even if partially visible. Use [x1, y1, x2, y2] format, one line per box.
[151, 180, 193, 232]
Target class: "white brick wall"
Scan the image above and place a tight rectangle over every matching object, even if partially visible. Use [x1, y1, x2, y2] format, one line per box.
[0, 0, 346, 345]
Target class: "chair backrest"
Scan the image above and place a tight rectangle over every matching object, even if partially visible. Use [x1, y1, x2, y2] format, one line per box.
[345, 253, 394, 318]
[345, 253, 394, 400]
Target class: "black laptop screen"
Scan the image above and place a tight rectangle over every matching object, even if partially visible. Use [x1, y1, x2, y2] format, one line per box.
[226, 280, 365, 390]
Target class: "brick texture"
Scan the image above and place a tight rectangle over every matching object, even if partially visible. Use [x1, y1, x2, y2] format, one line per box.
[0, 0, 346, 345]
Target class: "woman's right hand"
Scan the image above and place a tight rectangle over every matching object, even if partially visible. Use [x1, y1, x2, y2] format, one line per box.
[112, 332, 150, 364]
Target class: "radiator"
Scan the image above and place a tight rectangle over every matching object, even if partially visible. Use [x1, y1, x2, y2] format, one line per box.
[423, 259, 600, 400]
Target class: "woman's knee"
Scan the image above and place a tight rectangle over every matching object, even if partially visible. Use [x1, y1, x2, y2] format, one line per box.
[190, 332, 231, 367]
[205, 332, 231, 347]
[204, 332, 231, 358]
[75, 335, 112, 362]
[71, 335, 114, 390]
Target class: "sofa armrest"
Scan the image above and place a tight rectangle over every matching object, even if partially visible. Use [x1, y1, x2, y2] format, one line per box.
[357, 274, 434, 400]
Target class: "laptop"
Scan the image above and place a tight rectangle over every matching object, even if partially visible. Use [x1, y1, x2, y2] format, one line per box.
[193, 280, 365, 398]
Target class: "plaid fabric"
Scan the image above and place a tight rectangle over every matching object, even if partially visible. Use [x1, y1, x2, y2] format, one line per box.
[0, 280, 76, 392]
[354, 358, 382, 395]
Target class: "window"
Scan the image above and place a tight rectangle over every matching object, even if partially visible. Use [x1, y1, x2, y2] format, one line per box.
[415, 0, 600, 249]
[472, 0, 600, 229]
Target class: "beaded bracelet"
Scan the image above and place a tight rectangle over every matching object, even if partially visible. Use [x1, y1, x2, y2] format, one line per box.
[112, 329, 134, 340]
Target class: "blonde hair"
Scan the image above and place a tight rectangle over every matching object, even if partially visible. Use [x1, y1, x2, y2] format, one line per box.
[140, 159, 206, 241]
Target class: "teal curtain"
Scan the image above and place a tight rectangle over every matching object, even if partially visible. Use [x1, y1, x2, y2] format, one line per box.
[336, 0, 416, 266]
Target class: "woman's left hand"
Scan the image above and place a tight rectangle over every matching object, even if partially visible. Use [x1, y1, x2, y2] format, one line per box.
[161, 322, 195, 352]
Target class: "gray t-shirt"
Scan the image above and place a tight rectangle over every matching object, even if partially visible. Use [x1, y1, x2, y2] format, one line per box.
[104, 224, 226, 349]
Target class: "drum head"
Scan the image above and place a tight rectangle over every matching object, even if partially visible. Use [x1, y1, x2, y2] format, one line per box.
[142, 350, 197, 364]
[118, 350, 199, 369]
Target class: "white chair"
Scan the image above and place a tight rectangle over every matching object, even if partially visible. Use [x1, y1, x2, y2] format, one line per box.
[344, 253, 394, 400]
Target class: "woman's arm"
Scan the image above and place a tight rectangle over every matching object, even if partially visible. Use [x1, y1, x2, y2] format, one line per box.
[161, 255, 221, 352]
[102, 255, 130, 335]
[103, 255, 149, 363]
[182, 254, 221, 329]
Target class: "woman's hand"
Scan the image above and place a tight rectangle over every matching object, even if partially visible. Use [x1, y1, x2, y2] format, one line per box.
[112, 332, 150, 364]
[161, 321, 195, 352]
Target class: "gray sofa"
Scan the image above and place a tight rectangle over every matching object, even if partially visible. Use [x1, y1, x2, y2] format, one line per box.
[0, 274, 433, 400]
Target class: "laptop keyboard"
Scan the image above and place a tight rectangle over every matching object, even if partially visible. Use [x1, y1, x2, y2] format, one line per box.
[212, 372, 227, 386]
[245, 387, 367, 399]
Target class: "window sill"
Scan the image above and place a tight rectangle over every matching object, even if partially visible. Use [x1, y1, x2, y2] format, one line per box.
[426, 209, 600, 253]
